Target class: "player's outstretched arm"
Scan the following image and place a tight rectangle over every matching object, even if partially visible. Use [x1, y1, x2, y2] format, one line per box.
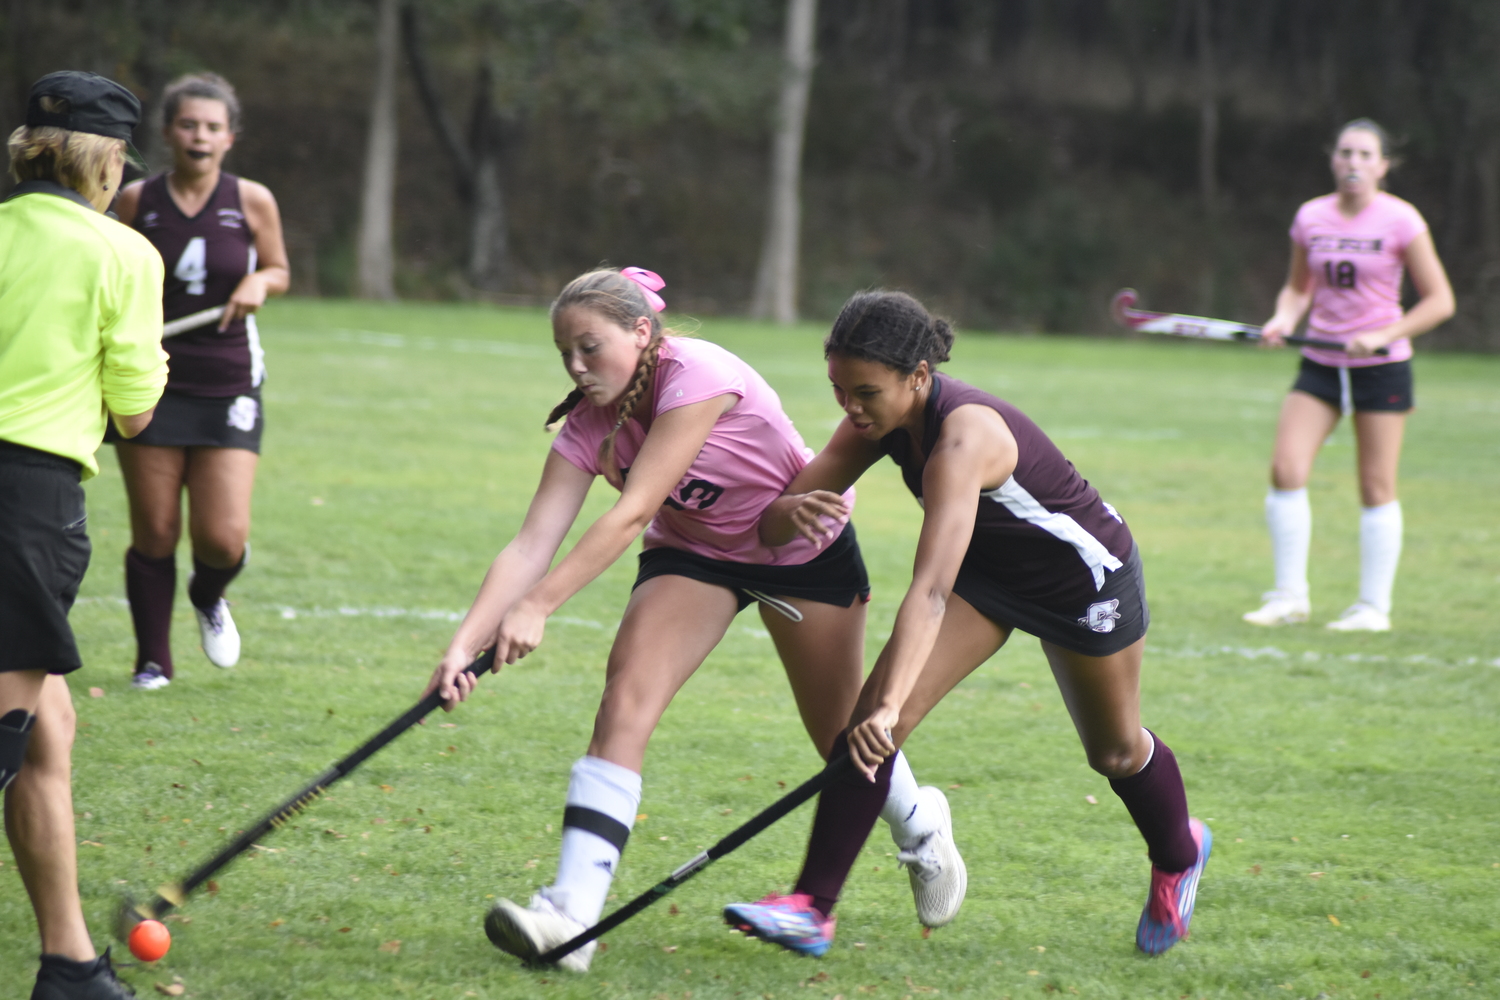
[488, 393, 734, 663]
[759, 418, 883, 547]
[427, 451, 594, 707]
[847, 405, 1016, 779]
[1261, 240, 1313, 346]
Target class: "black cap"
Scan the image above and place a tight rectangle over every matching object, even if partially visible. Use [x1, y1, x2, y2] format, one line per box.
[26, 71, 146, 166]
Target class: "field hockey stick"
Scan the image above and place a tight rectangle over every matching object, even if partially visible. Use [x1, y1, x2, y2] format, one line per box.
[163, 305, 227, 338]
[115, 648, 496, 938]
[533, 751, 855, 966]
[1110, 289, 1388, 355]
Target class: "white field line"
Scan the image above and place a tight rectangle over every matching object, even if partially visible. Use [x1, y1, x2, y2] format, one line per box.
[325, 329, 547, 358]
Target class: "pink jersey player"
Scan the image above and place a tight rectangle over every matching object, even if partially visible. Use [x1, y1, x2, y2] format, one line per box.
[1248, 120, 1454, 634]
[424, 268, 959, 972]
[551, 335, 852, 565]
[1290, 190, 1429, 368]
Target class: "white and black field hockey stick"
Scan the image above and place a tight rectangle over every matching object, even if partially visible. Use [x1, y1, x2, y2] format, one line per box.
[114, 649, 496, 938]
[163, 305, 227, 338]
[1110, 288, 1389, 355]
[528, 752, 856, 966]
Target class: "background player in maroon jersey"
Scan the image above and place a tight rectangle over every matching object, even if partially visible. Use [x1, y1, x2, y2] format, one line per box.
[109, 73, 289, 689]
[1243, 119, 1453, 633]
[725, 291, 1207, 957]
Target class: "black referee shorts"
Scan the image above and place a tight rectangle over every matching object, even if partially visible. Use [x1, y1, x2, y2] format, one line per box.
[634, 522, 871, 612]
[0, 441, 91, 674]
[1292, 356, 1413, 413]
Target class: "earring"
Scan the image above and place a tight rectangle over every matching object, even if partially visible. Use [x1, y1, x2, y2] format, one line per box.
[103, 184, 110, 190]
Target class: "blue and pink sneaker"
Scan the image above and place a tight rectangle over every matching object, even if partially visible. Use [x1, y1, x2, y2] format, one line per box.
[1136, 818, 1211, 955]
[723, 893, 836, 957]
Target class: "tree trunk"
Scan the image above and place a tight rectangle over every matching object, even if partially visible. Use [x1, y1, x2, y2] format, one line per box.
[1195, 0, 1217, 216]
[466, 62, 508, 292]
[356, 0, 400, 300]
[750, 0, 818, 324]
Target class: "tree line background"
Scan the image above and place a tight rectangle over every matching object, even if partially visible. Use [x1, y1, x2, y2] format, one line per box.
[5, 0, 1500, 350]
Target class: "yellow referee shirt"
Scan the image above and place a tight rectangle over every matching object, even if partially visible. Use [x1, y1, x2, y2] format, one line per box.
[0, 182, 167, 478]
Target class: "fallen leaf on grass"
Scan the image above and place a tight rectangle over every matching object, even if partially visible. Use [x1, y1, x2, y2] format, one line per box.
[1309, 871, 1325, 879]
[852, 942, 865, 950]
[206, 880, 219, 893]
[1248, 865, 1262, 875]
[379, 785, 393, 793]
[163, 915, 190, 924]
[89, 688, 104, 698]
[810, 972, 829, 983]
[948, 783, 962, 790]
[921, 926, 931, 939]
[1327, 914, 1341, 926]
[269, 919, 284, 928]
[597, 942, 608, 953]
[1028, 970, 1040, 976]
[1085, 795, 1098, 805]
[377, 939, 401, 954]
[662, 945, 678, 953]
[338, 927, 351, 933]
[153, 985, 184, 997]
[80, 840, 104, 848]
[669, 904, 680, 916]
[1361, 971, 1371, 979]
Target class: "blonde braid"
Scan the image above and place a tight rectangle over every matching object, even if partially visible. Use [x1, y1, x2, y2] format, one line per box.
[597, 326, 666, 488]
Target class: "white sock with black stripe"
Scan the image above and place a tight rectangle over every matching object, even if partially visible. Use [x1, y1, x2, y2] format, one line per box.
[880, 751, 938, 848]
[1359, 501, 1403, 614]
[539, 756, 642, 925]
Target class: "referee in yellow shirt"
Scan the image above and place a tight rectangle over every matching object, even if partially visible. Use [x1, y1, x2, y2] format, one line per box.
[1, 71, 167, 999]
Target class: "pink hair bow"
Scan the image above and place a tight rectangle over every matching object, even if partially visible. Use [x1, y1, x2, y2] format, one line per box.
[621, 266, 667, 312]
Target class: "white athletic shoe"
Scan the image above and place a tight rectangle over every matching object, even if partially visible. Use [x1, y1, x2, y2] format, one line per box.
[131, 663, 170, 690]
[1325, 602, 1391, 632]
[484, 895, 596, 973]
[193, 597, 240, 668]
[897, 786, 967, 928]
[1242, 591, 1310, 627]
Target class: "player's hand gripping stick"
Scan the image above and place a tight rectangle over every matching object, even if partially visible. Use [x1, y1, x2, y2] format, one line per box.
[532, 751, 856, 966]
[1110, 288, 1390, 355]
[115, 648, 496, 939]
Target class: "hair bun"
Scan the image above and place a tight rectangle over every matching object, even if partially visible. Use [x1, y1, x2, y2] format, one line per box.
[930, 319, 954, 364]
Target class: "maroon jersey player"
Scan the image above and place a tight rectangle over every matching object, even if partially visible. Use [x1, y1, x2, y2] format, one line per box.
[724, 291, 1209, 958]
[110, 73, 289, 689]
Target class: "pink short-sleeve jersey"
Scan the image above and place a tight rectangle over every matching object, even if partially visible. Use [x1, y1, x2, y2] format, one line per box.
[549, 337, 852, 565]
[1289, 192, 1428, 368]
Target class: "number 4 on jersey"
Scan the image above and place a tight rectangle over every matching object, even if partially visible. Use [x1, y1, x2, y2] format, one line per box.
[175, 237, 208, 296]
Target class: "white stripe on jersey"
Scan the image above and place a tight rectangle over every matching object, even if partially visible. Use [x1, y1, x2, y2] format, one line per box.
[247, 313, 266, 388]
[981, 476, 1123, 590]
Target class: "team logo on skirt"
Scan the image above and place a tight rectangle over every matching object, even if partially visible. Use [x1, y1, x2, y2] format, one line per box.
[1078, 598, 1121, 633]
[226, 396, 259, 432]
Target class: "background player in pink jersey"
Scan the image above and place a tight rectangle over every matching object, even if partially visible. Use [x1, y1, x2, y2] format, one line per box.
[725, 290, 1207, 958]
[421, 269, 960, 972]
[109, 73, 290, 688]
[1244, 119, 1453, 632]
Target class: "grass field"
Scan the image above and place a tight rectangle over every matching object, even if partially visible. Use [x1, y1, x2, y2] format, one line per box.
[3, 298, 1497, 1000]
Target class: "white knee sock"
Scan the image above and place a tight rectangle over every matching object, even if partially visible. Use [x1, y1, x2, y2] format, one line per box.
[539, 756, 641, 925]
[1265, 488, 1312, 600]
[1359, 501, 1403, 614]
[880, 751, 938, 848]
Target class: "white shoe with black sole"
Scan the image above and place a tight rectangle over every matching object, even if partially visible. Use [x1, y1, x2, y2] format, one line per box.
[484, 895, 596, 973]
[193, 596, 240, 668]
[897, 786, 967, 928]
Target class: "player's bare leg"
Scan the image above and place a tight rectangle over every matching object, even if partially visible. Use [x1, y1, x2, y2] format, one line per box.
[1247, 390, 1340, 625]
[4, 675, 93, 961]
[760, 596, 865, 758]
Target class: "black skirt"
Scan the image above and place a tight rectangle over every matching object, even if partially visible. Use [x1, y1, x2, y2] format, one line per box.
[104, 387, 263, 452]
[634, 522, 871, 613]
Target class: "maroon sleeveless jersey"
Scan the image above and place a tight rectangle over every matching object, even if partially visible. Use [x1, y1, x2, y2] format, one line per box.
[878, 373, 1135, 610]
[135, 172, 262, 397]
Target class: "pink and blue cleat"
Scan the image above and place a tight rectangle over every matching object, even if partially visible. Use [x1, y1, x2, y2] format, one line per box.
[723, 893, 836, 957]
[1136, 818, 1211, 955]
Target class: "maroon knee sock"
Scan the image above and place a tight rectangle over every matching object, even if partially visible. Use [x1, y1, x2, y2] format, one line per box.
[1108, 728, 1197, 872]
[125, 548, 175, 677]
[188, 551, 245, 611]
[792, 733, 896, 917]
